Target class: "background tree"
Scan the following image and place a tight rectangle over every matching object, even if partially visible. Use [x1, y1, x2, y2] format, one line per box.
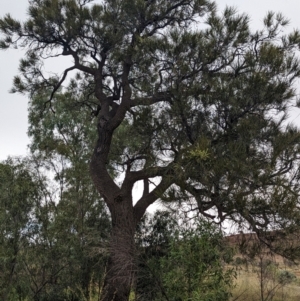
[0, 158, 43, 301]
[2, 1, 300, 300]
[0, 91, 111, 300]
[0, 155, 110, 301]
[26, 91, 111, 300]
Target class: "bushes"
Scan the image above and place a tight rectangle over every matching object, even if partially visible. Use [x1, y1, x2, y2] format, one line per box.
[136, 212, 235, 301]
[277, 270, 296, 285]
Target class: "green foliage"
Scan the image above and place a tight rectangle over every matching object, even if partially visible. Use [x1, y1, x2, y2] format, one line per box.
[161, 222, 234, 301]
[277, 270, 296, 285]
[2, 0, 300, 240]
[0, 91, 111, 301]
[28, 91, 97, 160]
[0, 156, 110, 301]
[26, 92, 111, 300]
[0, 158, 43, 300]
[3, 0, 300, 299]
[136, 211, 235, 301]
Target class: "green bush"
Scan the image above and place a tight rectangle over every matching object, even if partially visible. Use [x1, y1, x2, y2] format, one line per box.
[277, 270, 296, 284]
[161, 221, 235, 301]
[136, 213, 236, 301]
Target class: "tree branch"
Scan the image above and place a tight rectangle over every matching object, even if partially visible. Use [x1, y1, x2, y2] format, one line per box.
[127, 165, 172, 184]
[49, 65, 77, 101]
[130, 91, 172, 107]
[134, 177, 172, 222]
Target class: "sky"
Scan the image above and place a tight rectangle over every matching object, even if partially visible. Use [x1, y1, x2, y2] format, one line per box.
[1, 0, 300, 161]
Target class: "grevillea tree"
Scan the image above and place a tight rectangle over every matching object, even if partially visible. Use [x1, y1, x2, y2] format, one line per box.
[2, 1, 300, 300]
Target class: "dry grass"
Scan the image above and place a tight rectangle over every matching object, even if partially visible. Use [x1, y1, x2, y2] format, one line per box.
[230, 264, 300, 301]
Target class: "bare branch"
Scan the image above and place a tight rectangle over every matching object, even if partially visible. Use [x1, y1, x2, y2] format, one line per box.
[49, 65, 77, 101]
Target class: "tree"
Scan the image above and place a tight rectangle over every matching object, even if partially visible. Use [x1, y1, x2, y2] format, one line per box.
[2, 1, 300, 300]
[0, 91, 111, 301]
[0, 146, 110, 300]
[26, 92, 111, 300]
[0, 158, 43, 301]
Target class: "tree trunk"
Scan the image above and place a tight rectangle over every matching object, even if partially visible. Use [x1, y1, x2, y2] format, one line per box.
[91, 119, 139, 301]
[100, 197, 136, 301]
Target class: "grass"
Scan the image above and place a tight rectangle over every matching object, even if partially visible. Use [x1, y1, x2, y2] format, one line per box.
[230, 262, 300, 301]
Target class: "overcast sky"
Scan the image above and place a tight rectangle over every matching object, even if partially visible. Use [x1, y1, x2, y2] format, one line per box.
[1, 0, 300, 161]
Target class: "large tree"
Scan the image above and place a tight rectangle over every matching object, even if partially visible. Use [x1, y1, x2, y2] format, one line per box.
[2, 1, 300, 300]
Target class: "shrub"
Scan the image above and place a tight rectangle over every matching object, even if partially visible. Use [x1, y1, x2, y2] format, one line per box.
[277, 270, 296, 285]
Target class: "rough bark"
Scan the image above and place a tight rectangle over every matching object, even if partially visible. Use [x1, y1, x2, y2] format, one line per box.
[91, 120, 137, 301]
[90, 127, 171, 300]
[100, 197, 136, 301]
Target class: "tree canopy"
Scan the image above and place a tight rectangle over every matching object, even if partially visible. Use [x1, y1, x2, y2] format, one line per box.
[2, 0, 300, 300]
